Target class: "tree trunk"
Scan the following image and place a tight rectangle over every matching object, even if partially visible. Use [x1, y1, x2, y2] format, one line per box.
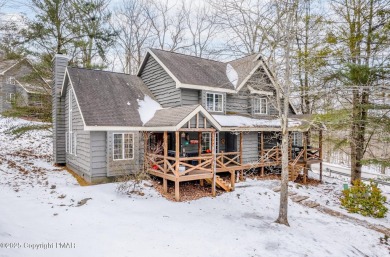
[275, 121, 290, 226]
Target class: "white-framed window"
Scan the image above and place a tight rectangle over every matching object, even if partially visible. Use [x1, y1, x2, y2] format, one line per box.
[6, 76, 15, 85]
[291, 132, 300, 146]
[254, 98, 267, 114]
[206, 93, 223, 112]
[66, 132, 77, 155]
[7, 93, 15, 103]
[113, 133, 134, 160]
[201, 132, 219, 153]
[67, 89, 76, 155]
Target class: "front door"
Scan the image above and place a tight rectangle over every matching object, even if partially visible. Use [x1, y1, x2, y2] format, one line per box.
[225, 133, 237, 152]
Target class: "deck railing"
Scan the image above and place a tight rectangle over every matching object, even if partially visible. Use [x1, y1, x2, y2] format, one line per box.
[201, 152, 241, 170]
[146, 151, 241, 177]
[260, 147, 282, 164]
[307, 147, 321, 160]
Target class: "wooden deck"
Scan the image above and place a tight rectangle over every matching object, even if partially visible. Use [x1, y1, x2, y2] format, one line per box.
[144, 130, 323, 201]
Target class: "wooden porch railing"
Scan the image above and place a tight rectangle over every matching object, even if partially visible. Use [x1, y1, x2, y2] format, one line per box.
[291, 149, 305, 166]
[260, 146, 282, 163]
[307, 147, 320, 160]
[201, 152, 241, 170]
[146, 151, 241, 177]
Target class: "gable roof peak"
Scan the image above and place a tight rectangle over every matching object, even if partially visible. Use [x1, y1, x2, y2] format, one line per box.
[67, 66, 128, 75]
[149, 48, 224, 64]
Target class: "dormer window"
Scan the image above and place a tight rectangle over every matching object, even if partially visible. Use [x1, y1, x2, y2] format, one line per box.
[6, 76, 15, 85]
[254, 98, 267, 115]
[206, 93, 223, 112]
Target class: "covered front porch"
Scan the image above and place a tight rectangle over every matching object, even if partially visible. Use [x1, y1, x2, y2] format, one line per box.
[142, 105, 237, 200]
[142, 106, 323, 201]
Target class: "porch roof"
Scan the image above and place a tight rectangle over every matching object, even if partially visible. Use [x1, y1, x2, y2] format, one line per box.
[144, 104, 222, 131]
[145, 105, 199, 127]
[212, 114, 312, 132]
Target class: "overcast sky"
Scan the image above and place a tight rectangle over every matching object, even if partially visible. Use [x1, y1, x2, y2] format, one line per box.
[1, 0, 124, 18]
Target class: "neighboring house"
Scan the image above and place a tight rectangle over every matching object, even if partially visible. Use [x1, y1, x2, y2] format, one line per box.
[53, 49, 323, 200]
[0, 58, 50, 113]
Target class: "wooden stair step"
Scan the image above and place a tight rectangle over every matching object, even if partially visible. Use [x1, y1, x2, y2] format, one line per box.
[301, 200, 320, 208]
[204, 176, 232, 192]
[290, 195, 310, 203]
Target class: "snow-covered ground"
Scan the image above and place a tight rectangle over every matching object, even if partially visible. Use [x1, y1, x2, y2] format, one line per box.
[0, 116, 389, 257]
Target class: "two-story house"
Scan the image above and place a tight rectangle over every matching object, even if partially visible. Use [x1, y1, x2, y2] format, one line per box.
[0, 57, 50, 112]
[53, 49, 323, 200]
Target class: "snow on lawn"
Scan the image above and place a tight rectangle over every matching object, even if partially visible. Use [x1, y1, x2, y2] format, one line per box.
[0, 116, 389, 257]
[304, 170, 390, 228]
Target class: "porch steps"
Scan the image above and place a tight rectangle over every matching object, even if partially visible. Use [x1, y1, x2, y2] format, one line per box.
[205, 175, 232, 192]
[288, 163, 304, 182]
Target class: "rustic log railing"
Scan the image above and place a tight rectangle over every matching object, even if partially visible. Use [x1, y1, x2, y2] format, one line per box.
[291, 149, 305, 166]
[307, 147, 321, 160]
[260, 147, 281, 164]
[201, 152, 241, 171]
[146, 151, 241, 176]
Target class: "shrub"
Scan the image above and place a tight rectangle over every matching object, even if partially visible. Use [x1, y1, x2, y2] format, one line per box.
[115, 172, 150, 196]
[340, 180, 388, 218]
[5, 124, 52, 138]
[2, 106, 51, 122]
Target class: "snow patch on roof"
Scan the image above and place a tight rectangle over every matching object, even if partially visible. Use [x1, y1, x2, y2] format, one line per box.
[213, 115, 302, 128]
[226, 64, 238, 88]
[137, 95, 162, 125]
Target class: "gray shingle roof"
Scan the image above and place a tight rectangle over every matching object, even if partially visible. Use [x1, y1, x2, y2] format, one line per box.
[148, 49, 259, 90]
[0, 59, 19, 74]
[20, 82, 50, 94]
[145, 105, 199, 127]
[228, 54, 260, 87]
[67, 67, 155, 127]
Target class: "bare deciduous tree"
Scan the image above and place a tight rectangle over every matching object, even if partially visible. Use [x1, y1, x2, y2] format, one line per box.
[183, 3, 220, 58]
[144, 0, 188, 52]
[211, 0, 275, 57]
[112, 0, 153, 74]
[252, 0, 299, 226]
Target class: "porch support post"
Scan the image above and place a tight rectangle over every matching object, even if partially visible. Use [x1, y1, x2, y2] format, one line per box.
[230, 170, 235, 190]
[303, 131, 308, 184]
[319, 129, 323, 182]
[211, 131, 216, 197]
[143, 132, 148, 172]
[163, 131, 168, 193]
[239, 132, 244, 181]
[175, 131, 180, 201]
[260, 132, 264, 176]
[175, 178, 180, 201]
[288, 132, 292, 161]
[198, 132, 203, 186]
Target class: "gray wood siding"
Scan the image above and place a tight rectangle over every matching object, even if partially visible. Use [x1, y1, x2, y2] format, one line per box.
[107, 131, 143, 176]
[140, 56, 181, 108]
[225, 67, 295, 117]
[1, 81, 16, 111]
[239, 132, 259, 164]
[0, 76, 3, 112]
[226, 91, 250, 115]
[181, 88, 199, 105]
[0, 63, 33, 112]
[90, 131, 107, 177]
[52, 56, 68, 164]
[65, 86, 91, 177]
